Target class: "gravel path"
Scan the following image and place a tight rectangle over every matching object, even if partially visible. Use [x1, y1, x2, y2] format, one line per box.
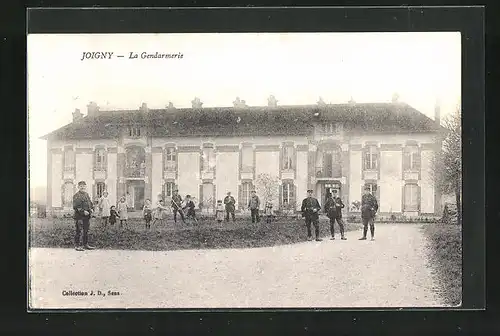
[29, 224, 444, 309]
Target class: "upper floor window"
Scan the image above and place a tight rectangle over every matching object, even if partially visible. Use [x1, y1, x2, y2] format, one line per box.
[202, 147, 215, 171]
[241, 146, 254, 173]
[282, 182, 295, 208]
[282, 145, 294, 170]
[403, 145, 421, 171]
[63, 182, 74, 207]
[128, 126, 141, 137]
[95, 148, 106, 170]
[164, 147, 177, 171]
[63, 148, 75, 171]
[364, 145, 379, 170]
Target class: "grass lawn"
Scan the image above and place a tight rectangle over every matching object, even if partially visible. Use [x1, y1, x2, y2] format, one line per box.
[422, 222, 462, 306]
[29, 216, 362, 251]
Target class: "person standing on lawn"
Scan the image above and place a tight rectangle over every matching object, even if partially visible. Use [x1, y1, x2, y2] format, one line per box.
[224, 191, 236, 222]
[143, 199, 153, 229]
[215, 200, 225, 223]
[98, 191, 111, 227]
[301, 189, 322, 241]
[72, 181, 96, 251]
[183, 195, 198, 224]
[248, 190, 260, 223]
[117, 196, 128, 228]
[171, 189, 186, 224]
[325, 191, 347, 240]
[359, 185, 379, 241]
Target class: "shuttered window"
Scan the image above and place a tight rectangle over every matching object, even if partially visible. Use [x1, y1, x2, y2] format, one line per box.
[403, 184, 419, 211]
[282, 182, 295, 209]
[241, 146, 254, 172]
[282, 145, 294, 170]
[63, 182, 74, 207]
[95, 148, 106, 171]
[364, 145, 378, 170]
[63, 148, 75, 171]
[403, 145, 421, 171]
[164, 148, 176, 171]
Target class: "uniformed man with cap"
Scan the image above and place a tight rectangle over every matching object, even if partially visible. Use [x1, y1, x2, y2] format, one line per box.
[359, 185, 379, 241]
[301, 189, 322, 241]
[72, 181, 96, 251]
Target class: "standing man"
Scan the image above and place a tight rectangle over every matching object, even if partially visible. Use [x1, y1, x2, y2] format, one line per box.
[325, 190, 347, 240]
[73, 181, 96, 251]
[248, 190, 260, 223]
[301, 189, 322, 241]
[224, 191, 236, 222]
[359, 185, 379, 241]
[171, 189, 186, 224]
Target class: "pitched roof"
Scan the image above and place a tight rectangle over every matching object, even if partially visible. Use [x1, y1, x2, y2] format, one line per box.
[40, 103, 443, 140]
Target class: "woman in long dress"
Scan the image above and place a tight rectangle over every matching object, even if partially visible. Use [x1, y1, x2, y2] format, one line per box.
[99, 191, 111, 226]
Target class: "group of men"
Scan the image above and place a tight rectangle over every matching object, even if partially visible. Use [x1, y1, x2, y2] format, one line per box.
[71, 180, 379, 251]
[300, 185, 379, 242]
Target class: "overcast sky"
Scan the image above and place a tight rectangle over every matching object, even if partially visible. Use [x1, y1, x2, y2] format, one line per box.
[28, 32, 461, 189]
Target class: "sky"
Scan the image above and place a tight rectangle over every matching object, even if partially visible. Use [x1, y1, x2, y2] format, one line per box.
[28, 32, 461, 189]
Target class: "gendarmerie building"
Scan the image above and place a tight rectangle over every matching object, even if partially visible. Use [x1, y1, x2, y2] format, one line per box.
[41, 95, 444, 218]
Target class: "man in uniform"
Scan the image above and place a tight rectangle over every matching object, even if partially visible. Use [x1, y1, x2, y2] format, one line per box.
[359, 185, 379, 241]
[224, 191, 236, 222]
[171, 189, 186, 224]
[301, 189, 322, 241]
[324, 190, 347, 240]
[248, 190, 260, 223]
[73, 181, 96, 251]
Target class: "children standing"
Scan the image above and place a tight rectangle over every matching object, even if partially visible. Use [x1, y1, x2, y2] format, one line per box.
[183, 195, 198, 224]
[143, 199, 153, 229]
[99, 191, 111, 226]
[215, 200, 225, 223]
[109, 205, 119, 226]
[264, 202, 274, 223]
[152, 196, 167, 227]
[117, 196, 128, 228]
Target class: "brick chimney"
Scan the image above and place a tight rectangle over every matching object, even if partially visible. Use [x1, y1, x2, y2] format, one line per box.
[191, 97, 203, 109]
[87, 101, 100, 117]
[166, 102, 175, 110]
[233, 97, 247, 108]
[267, 95, 278, 107]
[434, 98, 441, 126]
[140, 103, 149, 113]
[72, 108, 83, 122]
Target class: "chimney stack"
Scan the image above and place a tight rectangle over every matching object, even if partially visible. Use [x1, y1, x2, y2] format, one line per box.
[348, 96, 356, 105]
[233, 97, 247, 108]
[391, 92, 400, 104]
[140, 103, 149, 113]
[87, 101, 100, 117]
[167, 102, 175, 110]
[434, 98, 441, 126]
[191, 97, 203, 109]
[267, 95, 278, 107]
[317, 97, 326, 107]
[72, 108, 83, 122]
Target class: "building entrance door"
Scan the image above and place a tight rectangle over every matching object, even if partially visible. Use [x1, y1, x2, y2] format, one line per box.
[321, 181, 342, 204]
[127, 180, 145, 211]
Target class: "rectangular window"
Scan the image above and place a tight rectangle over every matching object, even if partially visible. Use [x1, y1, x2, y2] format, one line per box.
[164, 148, 177, 171]
[96, 182, 106, 198]
[202, 183, 214, 209]
[241, 146, 254, 172]
[282, 182, 295, 208]
[404, 184, 419, 211]
[364, 145, 378, 170]
[241, 182, 252, 208]
[403, 146, 421, 171]
[95, 148, 106, 170]
[282, 146, 294, 170]
[128, 126, 141, 137]
[165, 182, 175, 198]
[202, 147, 215, 171]
[63, 182, 74, 207]
[63, 149, 75, 171]
[365, 183, 377, 194]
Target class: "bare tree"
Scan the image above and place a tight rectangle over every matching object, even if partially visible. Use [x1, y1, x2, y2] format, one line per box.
[431, 106, 462, 225]
[254, 173, 280, 208]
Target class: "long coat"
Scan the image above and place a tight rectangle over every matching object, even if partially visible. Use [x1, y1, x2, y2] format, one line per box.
[361, 193, 379, 219]
[99, 196, 111, 217]
[301, 197, 321, 221]
[325, 197, 344, 219]
[73, 191, 93, 220]
[224, 196, 236, 213]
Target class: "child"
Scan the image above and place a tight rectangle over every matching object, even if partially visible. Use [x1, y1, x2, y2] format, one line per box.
[143, 199, 153, 229]
[183, 195, 198, 224]
[109, 205, 119, 226]
[152, 197, 167, 227]
[265, 202, 274, 223]
[215, 200, 225, 223]
[117, 196, 128, 228]
[99, 191, 111, 227]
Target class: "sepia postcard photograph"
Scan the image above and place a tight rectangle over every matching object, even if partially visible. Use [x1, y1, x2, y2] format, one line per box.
[28, 32, 463, 310]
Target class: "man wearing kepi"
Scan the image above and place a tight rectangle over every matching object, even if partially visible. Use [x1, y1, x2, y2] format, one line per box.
[359, 185, 379, 241]
[301, 189, 322, 241]
[325, 190, 347, 240]
[248, 190, 260, 223]
[73, 181, 96, 251]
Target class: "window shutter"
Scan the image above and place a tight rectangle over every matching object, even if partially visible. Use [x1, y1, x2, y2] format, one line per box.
[376, 185, 380, 208]
[162, 184, 165, 200]
[403, 149, 410, 171]
[414, 151, 421, 170]
[417, 184, 421, 212]
[293, 184, 297, 211]
[362, 148, 367, 170]
[92, 183, 97, 203]
[213, 184, 217, 209]
[238, 184, 243, 210]
[199, 184, 203, 210]
[402, 185, 406, 212]
[280, 145, 284, 171]
[373, 150, 379, 169]
[279, 184, 283, 210]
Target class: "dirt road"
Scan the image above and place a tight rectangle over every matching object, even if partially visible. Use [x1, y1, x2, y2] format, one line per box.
[29, 224, 444, 309]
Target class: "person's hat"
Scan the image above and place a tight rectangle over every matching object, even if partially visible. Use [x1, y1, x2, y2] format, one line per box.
[186, 194, 191, 198]
[78, 181, 86, 186]
[307, 189, 313, 192]
[174, 189, 179, 192]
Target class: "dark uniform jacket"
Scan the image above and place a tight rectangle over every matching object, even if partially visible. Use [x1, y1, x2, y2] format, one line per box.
[361, 193, 379, 219]
[171, 194, 183, 210]
[301, 197, 321, 221]
[224, 196, 236, 212]
[248, 195, 260, 210]
[73, 190, 93, 220]
[325, 197, 344, 218]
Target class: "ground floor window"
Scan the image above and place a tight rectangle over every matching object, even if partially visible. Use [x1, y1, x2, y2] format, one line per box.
[404, 183, 419, 211]
[282, 182, 295, 209]
[96, 182, 106, 198]
[364, 182, 377, 194]
[164, 182, 175, 198]
[240, 182, 252, 209]
[63, 182, 74, 207]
